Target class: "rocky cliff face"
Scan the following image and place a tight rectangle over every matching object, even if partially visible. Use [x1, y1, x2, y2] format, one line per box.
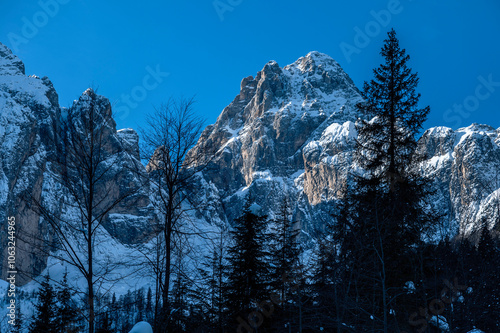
[0, 42, 61, 283]
[418, 124, 500, 238]
[0, 42, 156, 284]
[188, 51, 363, 236]
[63, 89, 158, 244]
[1, 44, 499, 284]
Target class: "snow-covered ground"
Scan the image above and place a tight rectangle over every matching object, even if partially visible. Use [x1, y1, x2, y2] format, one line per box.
[129, 321, 153, 333]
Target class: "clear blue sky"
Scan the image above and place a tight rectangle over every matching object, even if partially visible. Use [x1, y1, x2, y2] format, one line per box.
[1, 0, 500, 133]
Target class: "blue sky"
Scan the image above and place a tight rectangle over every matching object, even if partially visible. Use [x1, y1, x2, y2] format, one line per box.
[1, 0, 500, 134]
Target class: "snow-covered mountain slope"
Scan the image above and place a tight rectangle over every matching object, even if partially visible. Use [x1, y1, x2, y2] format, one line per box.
[418, 124, 500, 237]
[1, 42, 499, 289]
[0, 42, 157, 285]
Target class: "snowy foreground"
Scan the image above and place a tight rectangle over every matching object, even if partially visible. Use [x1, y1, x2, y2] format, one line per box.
[123, 322, 484, 333]
[128, 321, 153, 333]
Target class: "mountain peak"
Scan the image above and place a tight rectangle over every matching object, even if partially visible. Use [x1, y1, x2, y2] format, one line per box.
[188, 51, 364, 221]
[0, 42, 25, 76]
[457, 123, 496, 134]
[0, 42, 58, 110]
[305, 50, 336, 62]
[285, 51, 341, 74]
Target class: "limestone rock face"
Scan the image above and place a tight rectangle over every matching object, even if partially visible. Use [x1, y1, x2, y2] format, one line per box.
[64, 90, 157, 244]
[418, 124, 500, 237]
[117, 128, 141, 161]
[188, 51, 364, 234]
[0, 42, 61, 283]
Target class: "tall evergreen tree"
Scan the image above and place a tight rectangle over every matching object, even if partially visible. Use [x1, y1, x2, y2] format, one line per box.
[224, 198, 270, 330]
[170, 270, 189, 331]
[352, 28, 436, 266]
[356, 28, 429, 186]
[334, 180, 392, 331]
[334, 28, 436, 332]
[110, 292, 119, 331]
[123, 290, 133, 323]
[471, 222, 500, 331]
[30, 275, 57, 333]
[96, 312, 113, 333]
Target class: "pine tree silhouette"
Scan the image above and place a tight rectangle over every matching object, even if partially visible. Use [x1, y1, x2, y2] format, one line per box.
[29, 274, 57, 333]
[56, 270, 80, 332]
[477, 222, 496, 260]
[334, 28, 437, 332]
[224, 198, 270, 330]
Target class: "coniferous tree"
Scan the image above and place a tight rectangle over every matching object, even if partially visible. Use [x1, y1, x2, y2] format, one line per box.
[135, 288, 145, 324]
[333, 182, 389, 331]
[477, 223, 496, 260]
[356, 28, 429, 186]
[469, 223, 500, 331]
[145, 288, 153, 324]
[309, 238, 341, 331]
[56, 270, 80, 332]
[30, 275, 57, 333]
[268, 197, 302, 330]
[334, 28, 436, 332]
[224, 198, 270, 331]
[115, 290, 134, 332]
[198, 229, 227, 332]
[96, 312, 113, 333]
[269, 198, 301, 299]
[170, 271, 189, 331]
[123, 290, 133, 326]
[354, 28, 436, 260]
[109, 292, 119, 331]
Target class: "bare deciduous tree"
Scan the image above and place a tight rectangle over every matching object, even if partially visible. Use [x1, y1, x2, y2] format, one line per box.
[25, 89, 141, 333]
[140, 97, 214, 332]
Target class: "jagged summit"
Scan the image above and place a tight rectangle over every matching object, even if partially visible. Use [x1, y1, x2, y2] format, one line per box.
[0, 42, 59, 109]
[0, 42, 25, 76]
[260, 51, 342, 75]
[70, 88, 115, 126]
[287, 51, 343, 73]
[187, 52, 364, 231]
[457, 123, 498, 135]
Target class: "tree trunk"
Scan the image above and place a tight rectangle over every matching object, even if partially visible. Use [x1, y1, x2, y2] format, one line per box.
[88, 273, 95, 333]
[161, 209, 173, 332]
